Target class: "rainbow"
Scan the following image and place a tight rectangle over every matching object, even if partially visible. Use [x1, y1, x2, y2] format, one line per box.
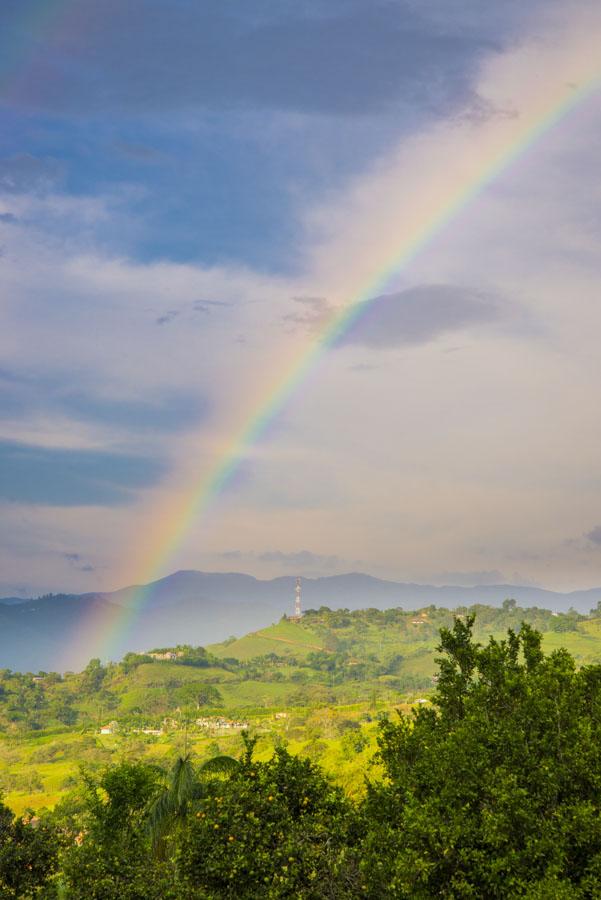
[92, 69, 601, 660]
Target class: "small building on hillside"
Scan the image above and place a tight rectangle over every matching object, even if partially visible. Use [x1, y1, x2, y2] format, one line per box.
[99, 721, 118, 735]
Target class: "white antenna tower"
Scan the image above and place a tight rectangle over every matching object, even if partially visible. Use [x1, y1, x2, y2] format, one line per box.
[294, 576, 302, 619]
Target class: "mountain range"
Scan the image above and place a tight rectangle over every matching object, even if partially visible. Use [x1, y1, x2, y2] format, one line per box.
[1, 570, 600, 672]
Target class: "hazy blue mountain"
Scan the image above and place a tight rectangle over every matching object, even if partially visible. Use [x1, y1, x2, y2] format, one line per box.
[101, 570, 601, 618]
[1, 571, 600, 672]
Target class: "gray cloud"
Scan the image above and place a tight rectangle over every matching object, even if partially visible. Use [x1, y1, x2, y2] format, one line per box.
[218, 548, 342, 572]
[192, 300, 230, 312]
[432, 569, 506, 586]
[62, 389, 209, 433]
[156, 310, 179, 326]
[0, 368, 208, 434]
[586, 526, 601, 546]
[64, 553, 95, 573]
[348, 362, 379, 373]
[155, 300, 230, 324]
[1, 2, 505, 118]
[258, 549, 341, 570]
[0, 440, 165, 507]
[192, 300, 232, 312]
[0, 212, 18, 224]
[0, 154, 63, 195]
[338, 284, 500, 349]
[282, 296, 334, 332]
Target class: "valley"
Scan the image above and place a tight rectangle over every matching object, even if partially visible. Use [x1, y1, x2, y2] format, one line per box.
[2, 602, 601, 815]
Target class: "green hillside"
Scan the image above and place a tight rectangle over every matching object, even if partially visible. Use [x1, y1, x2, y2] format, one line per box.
[210, 618, 326, 661]
[2, 601, 601, 815]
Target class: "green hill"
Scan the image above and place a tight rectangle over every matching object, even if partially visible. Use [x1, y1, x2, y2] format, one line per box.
[210, 618, 326, 660]
[2, 602, 601, 814]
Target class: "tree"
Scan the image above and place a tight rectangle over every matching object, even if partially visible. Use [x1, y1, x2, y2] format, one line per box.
[173, 682, 222, 709]
[146, 752, 239, 856]
[59, 762, 176, 899]
[177, 735, 361, 898]
[80, 658, 106, 695]
[362, 617, 601, 898]
[0, 797, 60, 898]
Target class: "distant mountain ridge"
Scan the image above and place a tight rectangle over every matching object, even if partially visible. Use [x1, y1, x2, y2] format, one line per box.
[1, 570, 600, 672]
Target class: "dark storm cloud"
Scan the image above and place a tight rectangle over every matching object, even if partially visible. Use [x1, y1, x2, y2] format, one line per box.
[0, 441, 165, 506]
[337, 284, 500, 349]
[1, 2, 496, 117]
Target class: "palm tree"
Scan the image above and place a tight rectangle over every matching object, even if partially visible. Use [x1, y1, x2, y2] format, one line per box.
[146, 752, 239, 856]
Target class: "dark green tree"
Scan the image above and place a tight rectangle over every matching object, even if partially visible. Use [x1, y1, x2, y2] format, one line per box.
[362, 617, 601, 898]
[177, 735, 361, 898]
[59, 762, 176, 899]
[0, 798, 60, 898]
[80, 658, 106, 695]
[146, 752, 239, 857]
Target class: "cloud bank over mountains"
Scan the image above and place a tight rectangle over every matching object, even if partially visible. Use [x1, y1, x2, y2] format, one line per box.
[1, 1, 601, 595]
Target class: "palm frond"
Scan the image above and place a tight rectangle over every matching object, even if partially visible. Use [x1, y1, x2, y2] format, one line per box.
[146, 754, 197, 852]
[198, 755, 240, 776]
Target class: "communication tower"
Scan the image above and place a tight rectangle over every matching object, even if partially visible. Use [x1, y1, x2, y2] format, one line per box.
[292, 576, 302, 620]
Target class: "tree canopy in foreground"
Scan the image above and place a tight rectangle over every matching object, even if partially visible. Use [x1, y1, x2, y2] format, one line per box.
[2, 616, 601, 898]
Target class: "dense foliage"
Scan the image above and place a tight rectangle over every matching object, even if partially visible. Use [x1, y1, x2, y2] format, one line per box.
[2, 615, 601, 897]
[363, 617, 601, 897]
[0, 799, 61, 898]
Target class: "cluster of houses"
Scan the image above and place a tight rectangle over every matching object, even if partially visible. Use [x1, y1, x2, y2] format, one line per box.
[195, 716, 249, 732]
[99, 721, 163, 736]
[148, 650, 183, 661]
[99, 716, 250, 736]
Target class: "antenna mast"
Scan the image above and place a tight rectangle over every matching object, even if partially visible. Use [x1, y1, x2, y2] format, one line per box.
[293, 576, 302, 620]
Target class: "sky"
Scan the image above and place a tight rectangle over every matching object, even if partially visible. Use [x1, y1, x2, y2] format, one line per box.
[1, 0, 601, 596]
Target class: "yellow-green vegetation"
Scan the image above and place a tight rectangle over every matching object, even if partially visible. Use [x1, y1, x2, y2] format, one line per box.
[210, 618, 325, 661]
[2, 601, 601, 817]
[4, 615, 601, 898]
